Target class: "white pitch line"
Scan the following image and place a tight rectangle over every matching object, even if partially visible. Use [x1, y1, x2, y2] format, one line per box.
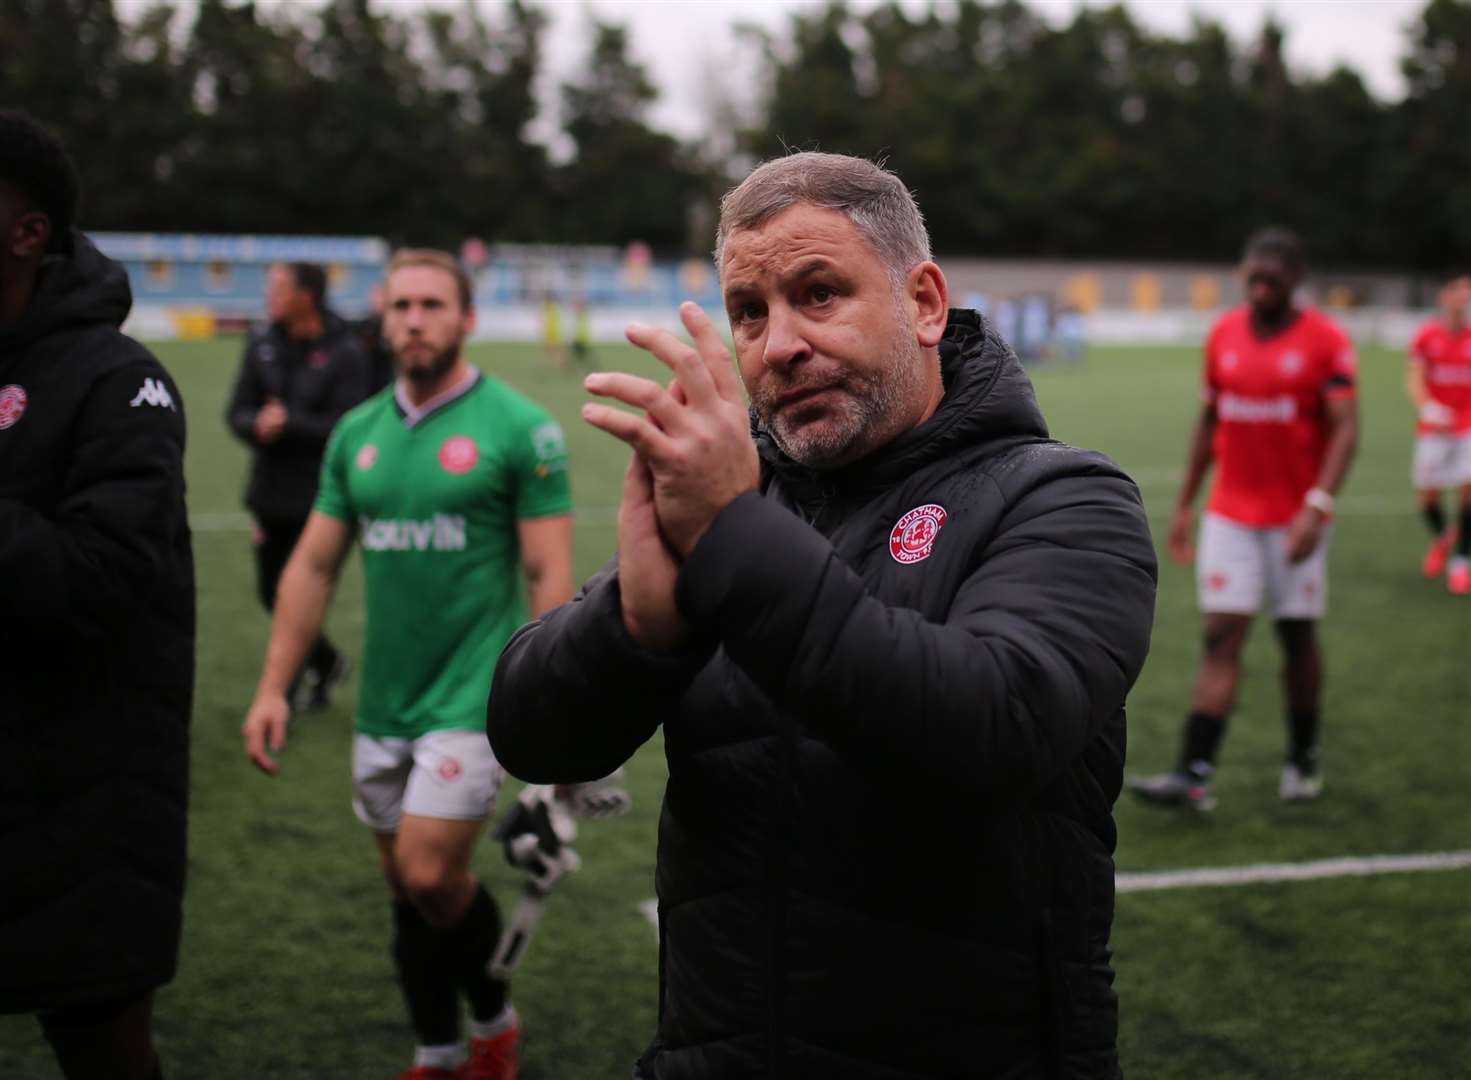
[1116, 850, 1471, 893]
[635, 850, 1471, 930]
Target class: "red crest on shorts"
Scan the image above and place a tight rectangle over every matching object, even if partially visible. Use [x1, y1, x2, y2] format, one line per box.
[1208, 572, 1229, 591]
[356, 443, 379, 470]
[0, 385, 27, 430]
[438, 757, 463, 782]
[890, 503, 947, 565]
[439, 436, 478, 474]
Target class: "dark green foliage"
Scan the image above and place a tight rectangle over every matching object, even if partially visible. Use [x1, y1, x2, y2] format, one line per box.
[2, 0, 1471, 261]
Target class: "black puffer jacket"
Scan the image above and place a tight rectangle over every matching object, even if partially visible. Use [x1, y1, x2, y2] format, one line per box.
[490, 311, 1156, 1079]
[225, 310, 368, 520]
[0, 233, 194, 1013]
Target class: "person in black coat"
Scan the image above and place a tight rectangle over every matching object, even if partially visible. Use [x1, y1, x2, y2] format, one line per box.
[225, 261, 368, 707]
[0, 110, 193, 1080]
[489, 152, 1157, 1079]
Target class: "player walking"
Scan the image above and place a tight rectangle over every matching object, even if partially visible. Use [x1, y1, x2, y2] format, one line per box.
[1407, 272, 1471, 594]
[1131, 228, 1359, 810]
[242, 249, 574, 1079]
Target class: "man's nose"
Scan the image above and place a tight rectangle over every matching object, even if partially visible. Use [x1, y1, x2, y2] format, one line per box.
[762, 306, 812, 370]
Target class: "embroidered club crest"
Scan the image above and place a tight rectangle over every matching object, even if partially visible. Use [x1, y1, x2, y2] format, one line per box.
[439, 436, 478, 475]
[356, 444, 379, 471]
[0, 385, 26, 430]
[889, 503, 947, 565]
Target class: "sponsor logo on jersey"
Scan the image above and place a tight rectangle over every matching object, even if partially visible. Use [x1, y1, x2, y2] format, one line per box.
[1218, 392, 1296, 424]
[439, 435, 479, 474]
[356, 443, 379, 470]
[531, 421, 569, 476]
[0, 384, 27, 430]
[1429, 366, 1471, 386]
[1279, 350, 1304, 376]
[438, 757, 463, 782]
[359, 513, 467, 552]
[889, 503, 947, 565]
[130, 377, 176, 410]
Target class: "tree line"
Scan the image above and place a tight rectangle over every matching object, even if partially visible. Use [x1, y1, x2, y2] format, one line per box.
[4, 0, 1470, 269]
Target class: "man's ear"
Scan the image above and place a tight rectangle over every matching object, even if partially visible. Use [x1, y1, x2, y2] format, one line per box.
[463, 308, 478, 338]
[907, 261, 949, 348]
[9, 209, 50, 261]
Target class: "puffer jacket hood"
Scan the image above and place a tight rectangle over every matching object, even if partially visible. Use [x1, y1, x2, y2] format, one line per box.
[0, 231, 130, 356]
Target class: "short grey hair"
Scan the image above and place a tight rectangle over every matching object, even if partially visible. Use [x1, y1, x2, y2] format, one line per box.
[715, 152, 932, 285]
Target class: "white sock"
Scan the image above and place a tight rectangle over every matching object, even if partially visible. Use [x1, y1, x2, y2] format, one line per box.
[414, 1042, 463, 1069]
[468, 1004, 518, 1040]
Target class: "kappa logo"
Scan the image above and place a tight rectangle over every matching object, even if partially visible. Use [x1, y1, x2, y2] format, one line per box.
[130, 378, 176, 411]
[439, 435, 479, 475]
[531, 421, 568, 477]
[0, 384, 27, 430]
[890, 503, 947, 565]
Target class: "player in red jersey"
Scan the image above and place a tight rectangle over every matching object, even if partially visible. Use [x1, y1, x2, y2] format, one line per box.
[1406, 272, 1471, 594]
[1130, 228, 1359, 810]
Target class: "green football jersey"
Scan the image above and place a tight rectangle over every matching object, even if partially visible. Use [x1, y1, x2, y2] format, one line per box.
[315, 371, 572, 739]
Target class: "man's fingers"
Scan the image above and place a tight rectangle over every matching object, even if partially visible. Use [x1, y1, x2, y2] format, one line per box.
[679, 301, 743, 403]
[582, 402, 676, 459]
[625, 322, 719, 408]
[585, 372, 687, 433]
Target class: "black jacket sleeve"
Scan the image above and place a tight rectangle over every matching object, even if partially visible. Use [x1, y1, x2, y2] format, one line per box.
[225, 339, 264, 446]
[279, 340, 369, 449]
[0, 356, 188, 636]
[489, 559, 715, 783]
[674, 473, 1157, 797]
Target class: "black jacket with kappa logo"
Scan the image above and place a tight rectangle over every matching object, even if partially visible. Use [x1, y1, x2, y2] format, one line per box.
[490, 311, 1158, 1079]
[225, 309, 369, 521]
[0, 232, 195, 1013]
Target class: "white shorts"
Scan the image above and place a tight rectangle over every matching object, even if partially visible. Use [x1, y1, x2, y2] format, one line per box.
[1411, 431, 1471, 491]
[1197, 512, 1331, 619]
[351, 729, 504, 834]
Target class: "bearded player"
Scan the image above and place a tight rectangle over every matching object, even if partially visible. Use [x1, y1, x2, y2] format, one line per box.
[1407, 272, 1471, 594]
[242, 249, 574, 1079]
[1131, 228, 1359, 810]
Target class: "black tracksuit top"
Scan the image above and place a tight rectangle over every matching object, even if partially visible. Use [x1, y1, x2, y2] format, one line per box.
[225, 310, 368, 521]
[490, 311, 1158, 1079]
[0, 233, 194, 1013]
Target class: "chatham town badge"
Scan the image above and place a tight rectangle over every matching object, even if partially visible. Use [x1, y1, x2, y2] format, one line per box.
[889, 503, 947, 565]
[0, 385, 27, 430]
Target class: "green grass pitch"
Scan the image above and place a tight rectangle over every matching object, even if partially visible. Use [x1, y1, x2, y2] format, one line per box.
[3, 336, 1467, 1077]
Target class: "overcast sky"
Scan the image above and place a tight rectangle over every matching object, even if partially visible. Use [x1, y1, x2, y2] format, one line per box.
[533, 0, 1426, 141]
[119, 0, 1428, 142]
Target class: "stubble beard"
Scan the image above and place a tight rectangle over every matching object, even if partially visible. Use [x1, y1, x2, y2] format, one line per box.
[752, 310, 930, 469]
[400, 337, 462, 385]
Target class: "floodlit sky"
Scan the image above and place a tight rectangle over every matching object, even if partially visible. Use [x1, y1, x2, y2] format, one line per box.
[117, 0, 1428, 144]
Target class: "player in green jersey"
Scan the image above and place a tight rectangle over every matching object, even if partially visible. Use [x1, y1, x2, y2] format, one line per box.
[242, 249, 573, 1080]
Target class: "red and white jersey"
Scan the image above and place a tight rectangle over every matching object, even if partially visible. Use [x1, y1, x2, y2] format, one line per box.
[1202, 306, 1357, 528]
[1409, 321, 1471, 434]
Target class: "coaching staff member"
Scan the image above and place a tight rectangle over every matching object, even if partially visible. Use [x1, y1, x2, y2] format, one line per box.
[226, 260, 367, 707]
[0, 111, 193, 1080]
[490, 152, 1157, 1079]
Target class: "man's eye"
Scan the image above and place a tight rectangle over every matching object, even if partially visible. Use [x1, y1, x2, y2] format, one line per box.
[809, 286, 836, 304]
[732, 304, 764, 324]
